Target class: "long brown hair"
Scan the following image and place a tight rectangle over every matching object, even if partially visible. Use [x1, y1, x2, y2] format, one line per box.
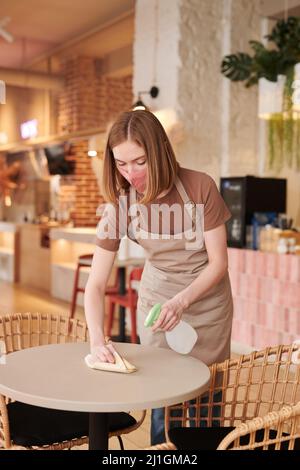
[102, 110, 179, 204]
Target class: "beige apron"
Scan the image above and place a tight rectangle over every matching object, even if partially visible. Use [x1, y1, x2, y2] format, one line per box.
[130, 175, 233, 366]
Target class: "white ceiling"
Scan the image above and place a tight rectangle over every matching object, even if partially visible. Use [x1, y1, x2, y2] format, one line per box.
[0, 0, 135, 68]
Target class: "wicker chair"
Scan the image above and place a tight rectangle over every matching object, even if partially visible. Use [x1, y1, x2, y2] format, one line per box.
[146, 344, 300, 451]
[0, 312, 146, 450]
[217, 401, 300, 450]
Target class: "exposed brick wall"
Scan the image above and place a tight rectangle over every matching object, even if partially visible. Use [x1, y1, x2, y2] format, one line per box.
[229, 248, 300, 349]
[57, 140, 103, 227]
[58, 56, 133, 134]
[57, 56, 133, 226]
[98, 75, 133, 128]
[58, 57, 99, 133]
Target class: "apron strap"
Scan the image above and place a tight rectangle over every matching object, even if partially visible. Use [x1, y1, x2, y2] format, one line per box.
[174, 175, 192, 205]
[175, 175, 197, 230]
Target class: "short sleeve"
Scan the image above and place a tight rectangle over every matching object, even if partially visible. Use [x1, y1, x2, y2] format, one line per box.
[95, 198, 127, 252]
[201, 174, 232, 231]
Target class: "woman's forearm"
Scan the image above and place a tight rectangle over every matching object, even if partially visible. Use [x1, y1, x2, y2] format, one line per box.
[177, 261, 228, 309]
[84, 282, 106, 347]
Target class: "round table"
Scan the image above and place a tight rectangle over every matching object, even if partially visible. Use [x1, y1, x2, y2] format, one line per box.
[0, 342, 210, 450]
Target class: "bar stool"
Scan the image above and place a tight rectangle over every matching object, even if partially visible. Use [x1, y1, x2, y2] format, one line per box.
[106, 267, 143, 344]
[69, 254, 119, 319]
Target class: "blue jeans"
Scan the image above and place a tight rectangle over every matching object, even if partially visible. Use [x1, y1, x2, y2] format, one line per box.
[151, 391, 223, 446]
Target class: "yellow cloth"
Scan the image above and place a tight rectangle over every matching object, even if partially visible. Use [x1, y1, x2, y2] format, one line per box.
[85, 350, 137, 374]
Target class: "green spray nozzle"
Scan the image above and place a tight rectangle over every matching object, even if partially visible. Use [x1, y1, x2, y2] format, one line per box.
[144, 303, 161, 327]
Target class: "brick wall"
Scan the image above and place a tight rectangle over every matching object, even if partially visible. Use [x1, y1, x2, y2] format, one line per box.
[57, 56, 133, 226]
[58, 57, 133, 133]
[99, 75, 133, 127]
[229, 248, 300, 350]
[58, 57, 99, 133]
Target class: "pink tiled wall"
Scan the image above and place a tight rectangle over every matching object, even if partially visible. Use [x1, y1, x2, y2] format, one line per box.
[228, 248, 300, 350]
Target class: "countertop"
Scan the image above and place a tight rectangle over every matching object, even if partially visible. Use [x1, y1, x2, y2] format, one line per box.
[50, 227, 97, 243]
[49, 227, 146, 259]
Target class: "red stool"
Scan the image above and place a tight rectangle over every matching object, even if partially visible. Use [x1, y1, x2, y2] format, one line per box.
[106, 267, 143, 343]
[70, 254, 119, 319]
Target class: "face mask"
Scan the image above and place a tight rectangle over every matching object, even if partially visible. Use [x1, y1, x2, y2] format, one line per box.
[118, 167, 147, 193]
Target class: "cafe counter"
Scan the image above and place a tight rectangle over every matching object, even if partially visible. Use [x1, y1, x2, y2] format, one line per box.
[228, 248, 300, 352]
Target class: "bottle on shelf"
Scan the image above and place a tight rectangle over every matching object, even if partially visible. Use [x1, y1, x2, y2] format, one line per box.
[277, 237, 288, 254]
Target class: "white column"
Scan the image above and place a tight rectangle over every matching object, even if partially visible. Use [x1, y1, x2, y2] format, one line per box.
[220, 0, 232, 177]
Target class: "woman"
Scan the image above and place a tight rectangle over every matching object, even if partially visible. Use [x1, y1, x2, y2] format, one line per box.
[84, 110, 233, 445]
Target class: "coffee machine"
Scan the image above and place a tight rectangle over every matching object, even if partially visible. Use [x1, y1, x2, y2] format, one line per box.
[220, 176, 287, 248]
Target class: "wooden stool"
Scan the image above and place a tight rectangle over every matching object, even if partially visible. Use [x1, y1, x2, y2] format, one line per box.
[106, 267, 143, 343]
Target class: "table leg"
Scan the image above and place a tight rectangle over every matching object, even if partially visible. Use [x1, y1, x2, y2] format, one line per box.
[118, 267, 126, 343]
[89, 412, 109, 450]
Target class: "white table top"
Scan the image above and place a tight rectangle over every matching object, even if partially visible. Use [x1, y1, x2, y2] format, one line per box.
[0, 342, 210, 413]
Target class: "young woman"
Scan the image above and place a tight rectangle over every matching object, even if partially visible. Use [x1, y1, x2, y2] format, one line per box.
[84, 110, 233, 445]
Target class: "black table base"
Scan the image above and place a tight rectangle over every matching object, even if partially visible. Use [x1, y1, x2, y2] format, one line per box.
[118, 268, 126, 342]
[89, 412, 109, 450]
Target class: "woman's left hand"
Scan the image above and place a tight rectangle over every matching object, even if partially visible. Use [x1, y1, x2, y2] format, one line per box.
[152, 295, 187, 332]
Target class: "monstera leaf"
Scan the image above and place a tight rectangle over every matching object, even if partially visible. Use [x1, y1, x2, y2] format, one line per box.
[221, 17, 300, 87]
[251, 46, 283, 82]
[221, 53, 252, 82]
[221, 16, 300, 171]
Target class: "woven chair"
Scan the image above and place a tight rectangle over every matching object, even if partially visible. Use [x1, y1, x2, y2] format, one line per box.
[0, 312, 146, 450]
[217, 401, 300, 450]
[145, 344, 300, 451]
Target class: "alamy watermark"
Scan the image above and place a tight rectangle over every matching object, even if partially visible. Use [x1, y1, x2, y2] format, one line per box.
[96, 197, 205, 251]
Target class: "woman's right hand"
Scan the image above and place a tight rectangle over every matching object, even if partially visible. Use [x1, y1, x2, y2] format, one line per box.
[91, 342, 116, 364]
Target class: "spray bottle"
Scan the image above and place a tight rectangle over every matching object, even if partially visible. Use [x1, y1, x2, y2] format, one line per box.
[144, 303, 197, 354]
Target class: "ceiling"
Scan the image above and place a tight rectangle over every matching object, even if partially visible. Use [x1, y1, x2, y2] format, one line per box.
[2, 1, 299, 75]
[0, 0, 135, 69]
[261, 0, 300, 19]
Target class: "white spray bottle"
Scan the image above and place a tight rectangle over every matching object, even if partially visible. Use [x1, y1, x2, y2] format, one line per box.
[144, 303, 197, 354]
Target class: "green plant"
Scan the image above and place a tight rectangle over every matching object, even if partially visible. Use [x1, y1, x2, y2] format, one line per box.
[221, 16, 300, 171]
[221, 17, 300, 86]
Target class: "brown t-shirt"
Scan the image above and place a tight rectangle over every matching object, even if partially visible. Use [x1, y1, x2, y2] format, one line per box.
[95, 166, 232, 252]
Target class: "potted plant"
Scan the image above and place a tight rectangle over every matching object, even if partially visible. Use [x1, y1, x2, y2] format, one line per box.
[221, 16, 300, 171]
